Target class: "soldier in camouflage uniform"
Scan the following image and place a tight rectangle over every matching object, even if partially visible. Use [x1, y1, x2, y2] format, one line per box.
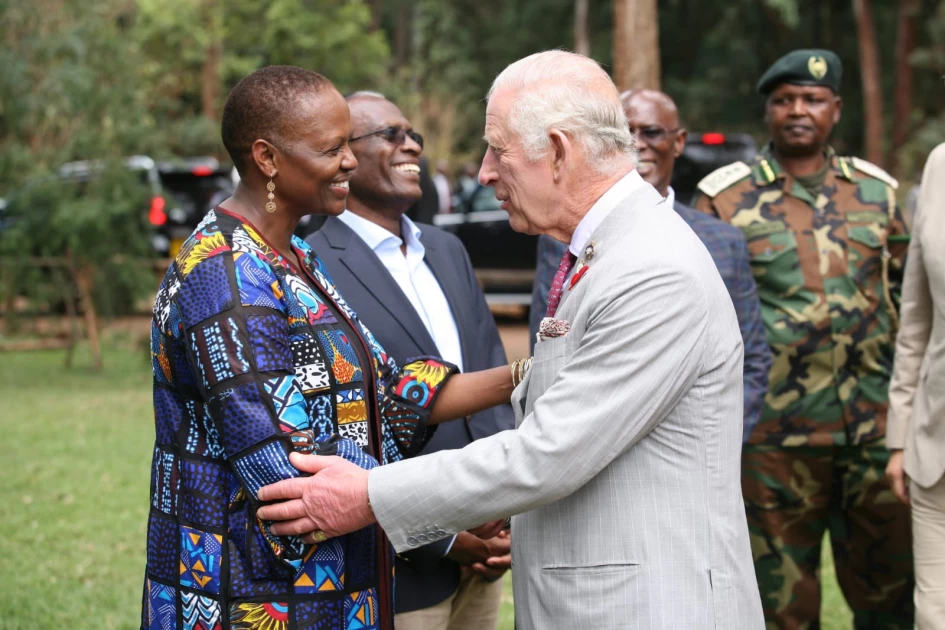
[693, 49, 915, 628]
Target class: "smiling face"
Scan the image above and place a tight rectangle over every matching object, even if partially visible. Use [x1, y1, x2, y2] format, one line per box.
[479, 89, 557, 235]
[623, 91, 685, 197]
[346, 97, 422, 209]
[765, 83, 842, 158]
[275, 88, 357, 216]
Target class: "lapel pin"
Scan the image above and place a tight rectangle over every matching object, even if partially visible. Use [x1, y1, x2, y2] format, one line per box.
[583, 241, 595, 261]
[569, 263, 589, 290]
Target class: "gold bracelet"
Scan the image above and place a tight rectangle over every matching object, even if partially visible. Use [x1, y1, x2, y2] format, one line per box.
[510, 357, 533, 388]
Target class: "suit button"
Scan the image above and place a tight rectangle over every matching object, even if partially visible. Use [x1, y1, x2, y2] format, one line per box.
[417, 534, 428, 543]
[435, 529, 447, 537]
[407, 537, 418, 546]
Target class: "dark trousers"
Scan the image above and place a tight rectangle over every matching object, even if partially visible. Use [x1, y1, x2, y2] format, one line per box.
[743, 440, 914, 629]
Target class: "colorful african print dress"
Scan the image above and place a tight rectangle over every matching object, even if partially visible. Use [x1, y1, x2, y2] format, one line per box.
[142, 208, 456, 630]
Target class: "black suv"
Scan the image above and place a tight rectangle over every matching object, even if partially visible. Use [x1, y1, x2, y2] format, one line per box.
[57, 155, 234, 258]
[434, 132, 758, 304]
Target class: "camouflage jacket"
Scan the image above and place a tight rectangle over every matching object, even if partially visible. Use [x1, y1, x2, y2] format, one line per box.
[693, 145, 909, 447]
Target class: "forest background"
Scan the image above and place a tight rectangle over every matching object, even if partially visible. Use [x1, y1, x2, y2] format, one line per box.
[1, 0, 944, 313]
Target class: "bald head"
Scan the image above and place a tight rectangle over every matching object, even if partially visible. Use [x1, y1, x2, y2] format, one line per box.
[620, 90, 680, 127]
[619, 89, 686, 197]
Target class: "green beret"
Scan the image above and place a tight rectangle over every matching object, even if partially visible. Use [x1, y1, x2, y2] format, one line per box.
[757, 49, 842, 95]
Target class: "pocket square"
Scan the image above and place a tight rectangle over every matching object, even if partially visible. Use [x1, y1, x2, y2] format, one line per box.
[538, 317, 571, 341]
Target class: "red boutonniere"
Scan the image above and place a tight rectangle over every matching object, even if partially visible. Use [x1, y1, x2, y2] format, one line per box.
[569, 264, 589, 289]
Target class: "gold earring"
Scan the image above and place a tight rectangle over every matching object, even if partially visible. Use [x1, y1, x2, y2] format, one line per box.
[265, 173, 276, 213]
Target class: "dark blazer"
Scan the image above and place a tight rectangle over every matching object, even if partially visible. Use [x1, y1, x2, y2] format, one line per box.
[529, 200, 770, 443]
[307, 215, 515, 612]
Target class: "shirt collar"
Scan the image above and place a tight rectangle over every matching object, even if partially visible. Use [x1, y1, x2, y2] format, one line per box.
[665, 186, 676, 209]
[338, 210, 424, 255]
[569, 169, 646, 257]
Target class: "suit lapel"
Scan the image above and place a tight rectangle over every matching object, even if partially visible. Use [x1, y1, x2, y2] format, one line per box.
[419, 233, 470, 364]
[322, 217, 438, 353]
[555, 185, 665, 315]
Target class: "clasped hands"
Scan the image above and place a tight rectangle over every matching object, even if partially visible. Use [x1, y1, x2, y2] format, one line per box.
[257, 452, 512, 576]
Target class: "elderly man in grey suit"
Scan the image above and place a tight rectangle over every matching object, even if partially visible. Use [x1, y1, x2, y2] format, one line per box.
[257, 51, 764, 629]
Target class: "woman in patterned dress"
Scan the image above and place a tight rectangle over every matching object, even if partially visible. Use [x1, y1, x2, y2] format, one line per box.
[142, 66, 514, 630]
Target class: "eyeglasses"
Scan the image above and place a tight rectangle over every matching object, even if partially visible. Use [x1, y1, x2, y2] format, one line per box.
[350, 126, 424, 150]
[628, 125, 681, 143]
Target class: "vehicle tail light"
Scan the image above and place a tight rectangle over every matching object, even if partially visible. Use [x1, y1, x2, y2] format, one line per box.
[701, 132, 726, 145]
[192, 165, 213, 176]
[149, 196, 167, 225]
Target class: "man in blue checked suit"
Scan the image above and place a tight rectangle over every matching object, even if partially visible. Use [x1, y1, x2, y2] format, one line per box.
[530, 89, 770, 443]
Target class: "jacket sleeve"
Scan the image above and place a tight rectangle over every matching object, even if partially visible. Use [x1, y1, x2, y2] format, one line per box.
[358, 319, 459, 464]
[529, 235, 570, 350]
[727, 233, 771, 442]
[887, 146, 942, 448]
[457, 236, 516, 434]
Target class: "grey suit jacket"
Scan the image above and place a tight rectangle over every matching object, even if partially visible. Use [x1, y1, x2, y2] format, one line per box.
[306, 216, 514, 612]
[887, 143, 945, 488]
[368, 184, 763, 628]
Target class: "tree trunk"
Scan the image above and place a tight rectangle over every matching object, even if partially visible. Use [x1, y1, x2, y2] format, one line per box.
[200, 0, 223, 121]
[613, 0, 661, 91]
[891, 0, 919, 174]
[853, 0, 885, 166]
[393, 1, 410, 72]
[367, 0, 382, 31]
[574, 0, 590, 57]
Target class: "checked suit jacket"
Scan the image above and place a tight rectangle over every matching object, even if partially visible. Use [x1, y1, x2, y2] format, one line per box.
[367, 184, 764, 629]
[306, 215, 515, 613]
[530, 200, 770, 443]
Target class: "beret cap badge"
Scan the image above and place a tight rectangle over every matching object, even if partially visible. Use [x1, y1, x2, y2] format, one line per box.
[808, 56, 828, 80]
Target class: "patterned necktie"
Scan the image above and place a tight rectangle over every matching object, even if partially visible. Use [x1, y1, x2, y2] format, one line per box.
[545, 250, 577, 317]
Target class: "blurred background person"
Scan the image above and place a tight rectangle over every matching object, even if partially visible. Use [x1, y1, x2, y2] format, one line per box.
[694, 49, 914, 628]
[886, 141, 945, 629]
[306, 91, 514, 630]
[455, 162, 479, 207]
[529, 88, 770, 443]
[433, 159, 453, 214]
[405, 155, 439, 225]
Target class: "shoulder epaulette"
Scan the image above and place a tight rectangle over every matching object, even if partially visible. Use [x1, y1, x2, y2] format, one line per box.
[849, 156, 899, 190]
[695, 161, 752, 198]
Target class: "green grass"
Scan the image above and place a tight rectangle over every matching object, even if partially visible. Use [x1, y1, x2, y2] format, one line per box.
[0, 345, 852, 629]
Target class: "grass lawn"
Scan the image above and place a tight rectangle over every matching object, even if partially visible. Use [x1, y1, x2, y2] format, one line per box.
[0, 344, 853, 628]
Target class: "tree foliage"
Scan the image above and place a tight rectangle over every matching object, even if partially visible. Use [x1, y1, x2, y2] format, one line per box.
[1, 0, 944, 305]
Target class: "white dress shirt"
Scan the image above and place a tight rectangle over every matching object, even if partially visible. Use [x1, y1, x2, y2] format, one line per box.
[338, 210, 464, 372]
[569, 169, 647, 257]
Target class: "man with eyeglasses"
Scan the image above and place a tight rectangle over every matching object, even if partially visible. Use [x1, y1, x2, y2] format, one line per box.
[693, 49, 914, 627]
[528, 88, 770, 444]
[306, 92, 514, 630]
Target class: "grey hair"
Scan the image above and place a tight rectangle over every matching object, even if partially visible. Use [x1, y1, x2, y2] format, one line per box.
[344, 90, 387, 101]
[487, 51, 637, 174]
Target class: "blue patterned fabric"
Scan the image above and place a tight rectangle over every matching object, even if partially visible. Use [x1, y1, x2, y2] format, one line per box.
[143, 209, 458, 629]
[529, 202, 771, 442]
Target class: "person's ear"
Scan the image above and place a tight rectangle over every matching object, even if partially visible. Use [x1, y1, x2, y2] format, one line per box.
[549, 129, 572, 183]
[250, 139, 279, 178]
[673, 128, 688, 159]
[832, 96, 843, 126]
